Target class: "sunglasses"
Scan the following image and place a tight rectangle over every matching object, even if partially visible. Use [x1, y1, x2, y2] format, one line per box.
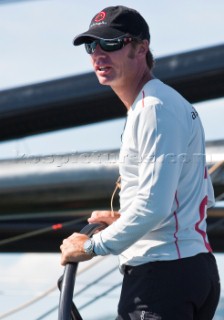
[85, 36, 136, 54]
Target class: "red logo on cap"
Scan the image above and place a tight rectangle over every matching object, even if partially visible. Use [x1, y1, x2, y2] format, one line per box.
[94, 11, 106, 22]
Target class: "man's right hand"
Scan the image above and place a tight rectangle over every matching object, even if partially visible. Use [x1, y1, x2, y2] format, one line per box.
[88, 210, 121, 226]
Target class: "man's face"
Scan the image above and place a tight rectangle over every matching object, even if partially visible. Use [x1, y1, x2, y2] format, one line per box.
[89, 41, 141, 89]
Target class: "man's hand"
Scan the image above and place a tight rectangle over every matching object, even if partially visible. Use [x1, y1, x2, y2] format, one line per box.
[60, 211, 120, 265]
[88, 210, 121, 225]
[60, 233, 92, 266]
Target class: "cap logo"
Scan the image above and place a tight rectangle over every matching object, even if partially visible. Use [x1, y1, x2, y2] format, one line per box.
[94, 11, 106, 22]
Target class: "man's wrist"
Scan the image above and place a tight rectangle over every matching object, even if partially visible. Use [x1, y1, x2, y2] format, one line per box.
[83, 238, 96, 256]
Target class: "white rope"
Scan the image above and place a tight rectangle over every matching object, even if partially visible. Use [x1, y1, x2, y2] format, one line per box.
[0, 286, 56, 320]
[0, 255, 105, 319]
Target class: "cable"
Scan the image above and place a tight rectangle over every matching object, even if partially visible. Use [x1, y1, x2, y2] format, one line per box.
[110, 176, 121, 217]
[0, 210, 89, 222]
[79, 281, 122, 311]
[0, 216, 87, 247]
[208, 160, 224, 175]
[39, 282, 122, 320]
[75, 265, 117, 296]
[0, 286, 56, 320]
[0, 255, 107, 319]
[207, 217, 224, 233]
[34, 263, 118, 320]
[34, 307, 54, 320]
[35, 281, 122, 320]
[215, 193, 224, 201]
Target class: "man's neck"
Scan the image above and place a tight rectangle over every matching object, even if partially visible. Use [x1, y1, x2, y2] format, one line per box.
[111, 70, 153, 110]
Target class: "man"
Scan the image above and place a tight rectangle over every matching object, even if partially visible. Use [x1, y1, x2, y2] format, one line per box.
[60, 6, 220, 319]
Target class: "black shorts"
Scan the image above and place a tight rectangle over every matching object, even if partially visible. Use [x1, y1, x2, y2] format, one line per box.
[116, 253, 220, 320]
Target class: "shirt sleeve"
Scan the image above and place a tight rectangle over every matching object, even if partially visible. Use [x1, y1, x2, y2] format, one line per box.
[93, 101, 189, 256]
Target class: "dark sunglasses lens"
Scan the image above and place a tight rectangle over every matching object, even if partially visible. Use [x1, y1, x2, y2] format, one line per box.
[85, 38, 125, 54]
[85, 43, 95, 54]
[100, 39, 122, 52]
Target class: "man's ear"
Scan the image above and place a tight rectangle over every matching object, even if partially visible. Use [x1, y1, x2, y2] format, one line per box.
[137, 40, 149, 57]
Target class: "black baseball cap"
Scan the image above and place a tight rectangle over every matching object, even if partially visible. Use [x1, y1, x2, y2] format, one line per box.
[73, 5, 150, 45]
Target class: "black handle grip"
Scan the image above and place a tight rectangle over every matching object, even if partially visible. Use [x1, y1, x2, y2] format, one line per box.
[58, 223, 107, 320]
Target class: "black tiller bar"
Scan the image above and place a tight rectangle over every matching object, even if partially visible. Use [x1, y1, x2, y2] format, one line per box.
[58, 223, 107, 320]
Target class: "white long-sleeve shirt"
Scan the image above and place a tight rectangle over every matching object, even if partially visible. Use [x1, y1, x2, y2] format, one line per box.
[93, 79, 215, 268]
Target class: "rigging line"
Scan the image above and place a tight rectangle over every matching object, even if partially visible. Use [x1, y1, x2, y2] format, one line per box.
[215, 192, 224, 201]
[207, 217, 224, 233]
[77, 255, 106, 275]
[208, 160, 224, 175]
[34, 308, 55, 320]
[34, 263, 118, 320]
[79, 281, 122, 311]
[0, 210, 89, 221]
[0, 286, 56, 320]
[0, 255, 108, 320]
[75, 265, 118, 296]
[0, 216, 87, 247]
[35, 281, 122, 320]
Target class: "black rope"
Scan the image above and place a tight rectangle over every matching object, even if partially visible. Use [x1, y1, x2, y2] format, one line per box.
[0, 216, 87, 247]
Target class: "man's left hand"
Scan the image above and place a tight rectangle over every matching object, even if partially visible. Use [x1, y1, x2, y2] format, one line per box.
[60, 233, 93, 266]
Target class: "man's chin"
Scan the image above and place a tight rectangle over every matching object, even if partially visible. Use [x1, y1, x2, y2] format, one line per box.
[97, 78, 111, 86]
